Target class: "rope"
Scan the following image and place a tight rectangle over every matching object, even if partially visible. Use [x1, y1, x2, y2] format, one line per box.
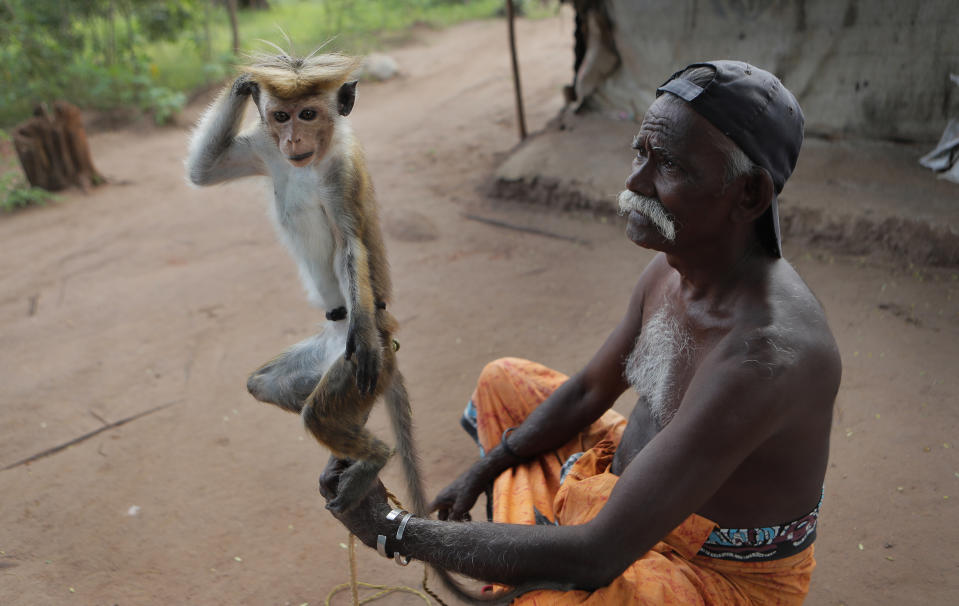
[323, 488, 447, 606]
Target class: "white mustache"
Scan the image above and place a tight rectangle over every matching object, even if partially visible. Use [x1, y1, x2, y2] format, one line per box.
[617, 190, 676, 242]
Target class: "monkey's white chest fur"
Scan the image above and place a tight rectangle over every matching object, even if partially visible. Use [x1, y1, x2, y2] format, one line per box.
[269, 163, 346, 312]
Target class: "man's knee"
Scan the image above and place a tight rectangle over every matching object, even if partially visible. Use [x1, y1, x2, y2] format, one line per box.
[478, 357, 527, 386]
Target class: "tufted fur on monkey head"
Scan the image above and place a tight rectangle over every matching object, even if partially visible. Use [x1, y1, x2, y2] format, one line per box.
[241, 52, 362, 168]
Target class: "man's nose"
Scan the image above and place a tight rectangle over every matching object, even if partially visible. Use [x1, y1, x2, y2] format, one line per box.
[625, 161, 654, 196]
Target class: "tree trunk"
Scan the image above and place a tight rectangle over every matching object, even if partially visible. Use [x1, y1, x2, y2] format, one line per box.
[227, 0, 240, 54]
[12, 102, 106, 193]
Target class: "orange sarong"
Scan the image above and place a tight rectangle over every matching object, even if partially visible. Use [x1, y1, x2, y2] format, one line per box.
[471, 357, 815, 605]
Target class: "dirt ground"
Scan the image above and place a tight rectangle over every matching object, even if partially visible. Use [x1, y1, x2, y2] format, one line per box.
[2, 10, 957, 606]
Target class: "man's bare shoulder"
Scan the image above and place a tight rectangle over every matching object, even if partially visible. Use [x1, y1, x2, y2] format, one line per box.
[724, 259, 841, 399]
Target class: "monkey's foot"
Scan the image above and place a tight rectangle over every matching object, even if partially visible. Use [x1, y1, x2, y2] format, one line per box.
[325, 459, 382, 514]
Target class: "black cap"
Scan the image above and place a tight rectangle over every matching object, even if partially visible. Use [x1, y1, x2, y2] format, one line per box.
[656, 60, 805, 257]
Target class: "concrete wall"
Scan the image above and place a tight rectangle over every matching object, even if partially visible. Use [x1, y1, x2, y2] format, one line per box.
[574, 0, 959, 141]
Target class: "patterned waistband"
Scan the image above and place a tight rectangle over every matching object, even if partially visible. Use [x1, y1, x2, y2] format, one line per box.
[697, 490, 823, 561]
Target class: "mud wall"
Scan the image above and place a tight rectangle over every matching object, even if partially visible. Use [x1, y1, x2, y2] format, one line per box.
[573, 0, 959, 141]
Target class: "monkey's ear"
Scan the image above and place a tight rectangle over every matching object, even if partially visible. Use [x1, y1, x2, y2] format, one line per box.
[338, 80, 358, 116]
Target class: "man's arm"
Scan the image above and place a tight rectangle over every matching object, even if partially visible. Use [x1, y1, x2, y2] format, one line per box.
[430, 264, 653, 520]
[327, 322, 829, 589]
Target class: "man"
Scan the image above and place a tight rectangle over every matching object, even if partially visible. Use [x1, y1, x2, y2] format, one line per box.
[321, 60, 841, 604]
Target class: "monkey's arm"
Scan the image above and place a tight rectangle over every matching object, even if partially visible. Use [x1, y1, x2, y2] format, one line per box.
[186, 77, 268, 186]
[336, 218, 381, 395]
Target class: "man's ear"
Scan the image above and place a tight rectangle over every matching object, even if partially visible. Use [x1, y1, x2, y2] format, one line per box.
[337, 80, 358, 116]
[731, 167, 774, 224]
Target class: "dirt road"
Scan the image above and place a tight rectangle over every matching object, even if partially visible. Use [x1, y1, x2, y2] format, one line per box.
[1, 10, 957, 605]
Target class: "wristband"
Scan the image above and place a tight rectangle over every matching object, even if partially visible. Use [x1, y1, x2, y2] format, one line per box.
[501, 426, 530, 461]
[383, 508, 412, 566]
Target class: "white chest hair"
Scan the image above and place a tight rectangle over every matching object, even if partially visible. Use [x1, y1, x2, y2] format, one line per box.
[624, 305, 696, 428]
[266, 154, 346, 311]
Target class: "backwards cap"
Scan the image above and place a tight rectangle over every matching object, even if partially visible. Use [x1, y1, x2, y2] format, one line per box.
[657, 60, 804, 257]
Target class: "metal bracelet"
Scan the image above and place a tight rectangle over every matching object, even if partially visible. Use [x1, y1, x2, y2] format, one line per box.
[501, 426, 530, 461]
[395, 512, 413, 541]
[384, 508, 413, 565]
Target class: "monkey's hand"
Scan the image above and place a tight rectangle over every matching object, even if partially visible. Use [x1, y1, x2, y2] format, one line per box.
[345, 319, 382, 395]
[429, 463, 491, 522]
[319, 457, 391, 548]
[232, 73, 259, 99]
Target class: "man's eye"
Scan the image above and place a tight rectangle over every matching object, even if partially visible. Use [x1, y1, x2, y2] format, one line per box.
[273, 111, 290, 123]
[299, 109, 317, 120]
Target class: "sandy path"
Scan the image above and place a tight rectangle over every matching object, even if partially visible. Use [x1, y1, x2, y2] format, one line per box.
[1, 10, 957, 605]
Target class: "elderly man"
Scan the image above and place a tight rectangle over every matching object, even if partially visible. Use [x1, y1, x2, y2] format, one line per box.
[321, 60, 841, 604]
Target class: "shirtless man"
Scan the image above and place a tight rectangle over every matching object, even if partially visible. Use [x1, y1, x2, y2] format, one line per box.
[321, 61, 841, 604]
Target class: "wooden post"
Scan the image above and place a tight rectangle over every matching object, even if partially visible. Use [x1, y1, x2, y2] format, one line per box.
[505, 0, 527, 141]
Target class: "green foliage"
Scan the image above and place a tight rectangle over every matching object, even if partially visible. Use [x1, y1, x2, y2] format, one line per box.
[0, 0, 204, 127]
[0, 0, 525, 129]
[0, 131, 56, 212]
[0, 172, 56, 212]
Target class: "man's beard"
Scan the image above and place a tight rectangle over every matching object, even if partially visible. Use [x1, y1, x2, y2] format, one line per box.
[617, 190, 676, 242]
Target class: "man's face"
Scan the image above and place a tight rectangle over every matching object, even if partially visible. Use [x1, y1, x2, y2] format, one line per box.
[621, 95, 738, 252]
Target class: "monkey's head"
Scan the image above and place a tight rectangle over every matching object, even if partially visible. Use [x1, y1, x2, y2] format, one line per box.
[243, 53, 361, 168]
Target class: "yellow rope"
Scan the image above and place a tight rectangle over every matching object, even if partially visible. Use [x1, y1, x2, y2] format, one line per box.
[323, 488, 444, 606]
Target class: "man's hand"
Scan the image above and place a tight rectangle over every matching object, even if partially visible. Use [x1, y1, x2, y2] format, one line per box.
[319, 456, 390, 548]
[429, 463, 491, 521]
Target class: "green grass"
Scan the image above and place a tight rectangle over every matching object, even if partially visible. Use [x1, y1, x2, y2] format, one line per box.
[149, 0, 506, 96]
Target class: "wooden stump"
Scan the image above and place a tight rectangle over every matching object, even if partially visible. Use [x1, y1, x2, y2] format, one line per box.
[12, 101, 106, 192]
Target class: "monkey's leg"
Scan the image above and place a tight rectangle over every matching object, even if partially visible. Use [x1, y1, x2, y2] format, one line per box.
[302, 356, 391, 513]
[247, 324, 346, 413]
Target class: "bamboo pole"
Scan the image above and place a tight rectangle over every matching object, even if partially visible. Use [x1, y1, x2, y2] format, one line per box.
[505, 0, 527, 141]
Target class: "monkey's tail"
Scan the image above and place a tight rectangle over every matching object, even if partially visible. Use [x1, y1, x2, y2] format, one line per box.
[384, 369, 428, 518]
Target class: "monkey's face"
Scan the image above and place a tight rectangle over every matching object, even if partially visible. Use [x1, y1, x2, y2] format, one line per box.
[261, 94, 335, 168]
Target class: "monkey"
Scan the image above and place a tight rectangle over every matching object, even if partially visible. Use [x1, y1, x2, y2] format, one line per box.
[186, 50, 565, 605]
[185, 51, 425, 517]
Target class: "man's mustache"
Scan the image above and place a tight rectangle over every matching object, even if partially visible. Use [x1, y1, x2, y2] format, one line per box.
[617, 190, 676, 242]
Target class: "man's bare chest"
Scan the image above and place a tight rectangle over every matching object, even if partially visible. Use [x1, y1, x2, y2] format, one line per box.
[624, 305, 698, 427]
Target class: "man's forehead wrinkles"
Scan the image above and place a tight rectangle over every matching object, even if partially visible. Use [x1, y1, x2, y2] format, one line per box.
[639, 113, 687, 147]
